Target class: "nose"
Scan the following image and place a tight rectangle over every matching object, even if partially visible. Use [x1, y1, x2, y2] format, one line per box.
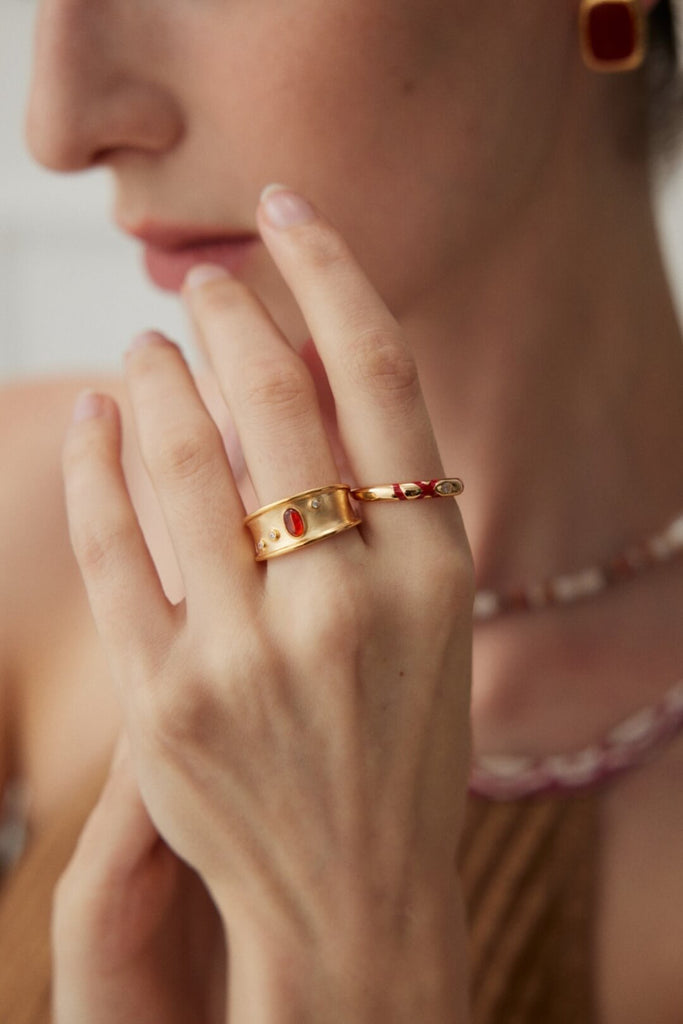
[26, 0, 183, 172]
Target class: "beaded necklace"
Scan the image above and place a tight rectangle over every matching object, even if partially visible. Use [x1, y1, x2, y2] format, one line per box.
[470, 510, 683, 799]
[470, 679, 683, 800]
[473, 511, 683, 622]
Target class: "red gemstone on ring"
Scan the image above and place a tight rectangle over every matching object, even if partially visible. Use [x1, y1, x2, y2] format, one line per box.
[284, 507, 306, 538]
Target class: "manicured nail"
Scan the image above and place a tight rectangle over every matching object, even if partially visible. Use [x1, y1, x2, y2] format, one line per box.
[72, 390, 107, 423]
[128, 329, 167, 352]
[260, 184, 315, 229]
[184, 263, 230, 291]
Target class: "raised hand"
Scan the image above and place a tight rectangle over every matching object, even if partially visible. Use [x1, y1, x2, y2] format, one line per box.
[52, 737, 226, 1024]
[62, 188, 473, 1022]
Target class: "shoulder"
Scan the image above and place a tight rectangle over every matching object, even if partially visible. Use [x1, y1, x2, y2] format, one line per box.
[0, 377, 116, 796]
[0, 375, 121, 653]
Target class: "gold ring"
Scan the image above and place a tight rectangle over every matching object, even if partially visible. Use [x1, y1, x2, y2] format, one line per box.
[350, 478, 464, 502]
[244, 484, 361, 561]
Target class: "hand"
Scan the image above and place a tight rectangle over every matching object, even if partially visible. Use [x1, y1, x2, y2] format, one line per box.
[63, 189, 474, 1021]
[52, 737, 226, 1024]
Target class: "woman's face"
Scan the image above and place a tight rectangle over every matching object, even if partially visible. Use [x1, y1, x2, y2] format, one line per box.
[26, 0, 572, 342]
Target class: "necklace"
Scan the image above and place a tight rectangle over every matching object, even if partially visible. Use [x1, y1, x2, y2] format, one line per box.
[469, 678, 683, 800]
[473, 511, 683, 622]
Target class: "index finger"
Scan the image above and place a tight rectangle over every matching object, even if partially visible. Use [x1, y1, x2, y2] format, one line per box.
[256, 186, 443, 486]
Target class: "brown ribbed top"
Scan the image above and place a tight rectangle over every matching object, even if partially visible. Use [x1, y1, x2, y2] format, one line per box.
[459, 791, 600, 1024]
[0, 786, 600, 1024]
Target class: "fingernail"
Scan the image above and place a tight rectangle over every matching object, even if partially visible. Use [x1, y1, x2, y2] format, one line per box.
[128, 329, 167, 352]
[184, 263, 230, 291]
[260, 184, 315, 229]
[72, 390, 107, 423]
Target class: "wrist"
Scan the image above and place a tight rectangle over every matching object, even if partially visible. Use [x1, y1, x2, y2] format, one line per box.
[222, 880, 470, 1024]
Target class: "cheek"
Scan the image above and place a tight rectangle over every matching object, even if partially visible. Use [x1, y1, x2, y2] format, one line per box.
[183, 2, 558, 317]
[192, 2, 455, 181]
[210, 12, 465, 305]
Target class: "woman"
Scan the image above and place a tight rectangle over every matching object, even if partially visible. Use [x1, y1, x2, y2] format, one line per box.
[1, 0, 682, 1020]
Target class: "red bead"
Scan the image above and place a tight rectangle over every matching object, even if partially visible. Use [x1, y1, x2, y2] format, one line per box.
[587, 3, 637, 63]
[503, 589, 530, 613]
[284, 507, 306, 538]
[606, 554, 635, 582]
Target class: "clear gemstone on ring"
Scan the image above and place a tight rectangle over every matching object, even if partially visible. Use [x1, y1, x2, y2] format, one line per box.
[311, 498, 321, 510]
[269, 529, 281, 541]
[436, 480, 461, 496]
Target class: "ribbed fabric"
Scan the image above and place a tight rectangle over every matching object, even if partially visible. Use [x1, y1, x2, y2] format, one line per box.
[459, 792, 599, 1024]
[1, 785, 599, 1024]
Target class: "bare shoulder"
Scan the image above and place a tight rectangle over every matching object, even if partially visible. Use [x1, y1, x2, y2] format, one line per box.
[0, 376, 127, 816]
[0, 375, 121, 654]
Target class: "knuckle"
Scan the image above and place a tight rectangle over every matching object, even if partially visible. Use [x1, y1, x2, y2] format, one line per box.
[153, 421, 219, 483]
[70, 513, 135, 577]
[143, 667, 220, 751]
[345, 327, 420, 407]
[294, 574, 364, 660]
[300, 222, 349, 272]
[241, 361, 310, 416]
[409, 545, 475, 621]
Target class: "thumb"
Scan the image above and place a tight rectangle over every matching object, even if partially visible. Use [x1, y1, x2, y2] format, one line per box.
[70, 732, 160, 882]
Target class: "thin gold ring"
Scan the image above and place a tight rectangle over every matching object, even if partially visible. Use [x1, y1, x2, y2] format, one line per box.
[350, 478, 464, 503]
[244, 484, 361, 561]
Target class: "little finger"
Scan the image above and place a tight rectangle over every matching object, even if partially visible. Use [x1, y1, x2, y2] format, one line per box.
[63, 391, 174, 672]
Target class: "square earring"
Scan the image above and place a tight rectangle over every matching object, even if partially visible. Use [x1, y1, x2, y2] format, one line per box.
[579, 0, 648, 72]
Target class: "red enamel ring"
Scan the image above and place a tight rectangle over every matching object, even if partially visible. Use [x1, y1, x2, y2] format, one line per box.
[350, 478, 464, 502]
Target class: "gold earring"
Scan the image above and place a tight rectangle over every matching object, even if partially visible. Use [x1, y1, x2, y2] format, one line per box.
[579, 0, 648, 72]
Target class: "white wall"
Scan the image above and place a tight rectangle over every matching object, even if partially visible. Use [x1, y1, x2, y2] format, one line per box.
[0, 0, 188, 379]
[2, 0, 683, 381]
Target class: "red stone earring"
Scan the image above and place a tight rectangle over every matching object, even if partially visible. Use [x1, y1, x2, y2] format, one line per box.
[579, 0, 648, 71]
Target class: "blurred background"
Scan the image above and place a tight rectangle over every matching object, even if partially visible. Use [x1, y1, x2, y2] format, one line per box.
[2, 0, 683, 380]
[0, 0, 188, 379]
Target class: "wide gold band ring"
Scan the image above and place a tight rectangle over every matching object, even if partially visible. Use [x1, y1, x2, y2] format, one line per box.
[350, 478, 464, 502]
[244, 484, 361, 561]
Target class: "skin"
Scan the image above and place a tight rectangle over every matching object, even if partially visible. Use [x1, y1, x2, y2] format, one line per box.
[2, 0, 682, 1019]
[57, 200, 474, 1023]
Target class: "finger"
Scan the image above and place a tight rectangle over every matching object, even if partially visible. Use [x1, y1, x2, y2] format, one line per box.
[53, 734, 180, 990]
[63, 391, 174, 672]
[69, 735, 159, 883]
[123, 331, 256, 602]
[183, 266, 341, 509]
[256, 187, 444, 485]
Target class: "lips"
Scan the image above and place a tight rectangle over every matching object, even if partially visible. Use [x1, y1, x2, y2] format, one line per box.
[122, 222, 260, 292]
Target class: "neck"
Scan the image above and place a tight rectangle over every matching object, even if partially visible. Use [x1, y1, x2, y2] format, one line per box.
[403, 148, 683, 594]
